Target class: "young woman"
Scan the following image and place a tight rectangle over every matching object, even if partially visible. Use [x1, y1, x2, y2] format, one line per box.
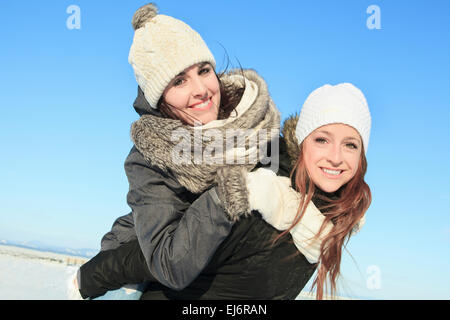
[73, 82, 371, 301]
[248, 82, 372, 299]
[70, 3, 330, 300]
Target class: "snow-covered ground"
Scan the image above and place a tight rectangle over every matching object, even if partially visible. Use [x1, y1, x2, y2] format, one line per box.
[0, 244, 345, 300]
[0, 244, 86, 300]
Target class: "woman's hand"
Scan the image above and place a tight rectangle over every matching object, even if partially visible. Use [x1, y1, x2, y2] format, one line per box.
[246, 168, 334, 264]
[67, 268, 83, 300]
[246, 168, 298, 229]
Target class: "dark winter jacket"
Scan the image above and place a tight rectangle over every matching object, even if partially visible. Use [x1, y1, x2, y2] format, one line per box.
[78, 138, 315, 300]
[78, 70, 316, 299]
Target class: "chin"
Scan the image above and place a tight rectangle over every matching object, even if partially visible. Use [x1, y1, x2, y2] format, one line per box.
[316, 183, 342, 194]
[198, 116, 214, 125]
[201, 111, 219, 124]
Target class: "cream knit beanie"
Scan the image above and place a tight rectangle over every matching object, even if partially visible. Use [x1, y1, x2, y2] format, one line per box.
[128, 3, 216, 109]
[295, 83, 372, 153]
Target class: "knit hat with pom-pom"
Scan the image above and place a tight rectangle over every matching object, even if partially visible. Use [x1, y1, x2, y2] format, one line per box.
[128, 3, 216, 109]
[295, 83, 372, 153]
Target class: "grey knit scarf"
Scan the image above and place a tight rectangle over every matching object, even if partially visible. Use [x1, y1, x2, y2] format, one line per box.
[130, 69, 280, 194]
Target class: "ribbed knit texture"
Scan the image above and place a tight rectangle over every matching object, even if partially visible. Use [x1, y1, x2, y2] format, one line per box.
[128, 14, 216, 108]
[295, 83, 371, 153]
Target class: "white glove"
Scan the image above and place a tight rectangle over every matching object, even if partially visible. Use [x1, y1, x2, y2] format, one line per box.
[246, 168, 333, 264]
[247, 168, 291, 228]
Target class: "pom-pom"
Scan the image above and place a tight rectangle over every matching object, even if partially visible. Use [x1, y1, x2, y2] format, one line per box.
[132, 3, 158, 30]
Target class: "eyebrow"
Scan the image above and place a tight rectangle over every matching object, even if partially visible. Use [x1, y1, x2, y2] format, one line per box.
[343, 137, 361, 143]
[175, 62, 210, 77]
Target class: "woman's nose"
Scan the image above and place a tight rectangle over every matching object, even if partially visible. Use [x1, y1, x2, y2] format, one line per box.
[327, 144, 344, 167]
[190, 75, 208, 98]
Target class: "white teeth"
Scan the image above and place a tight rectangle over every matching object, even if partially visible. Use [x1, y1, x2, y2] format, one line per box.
[322, 168, 342, 175]
[192, 99, 210, 109]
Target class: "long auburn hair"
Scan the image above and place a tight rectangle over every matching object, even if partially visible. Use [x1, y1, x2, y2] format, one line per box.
[158, 63, 245, 123]
[277, 141, 372, 300]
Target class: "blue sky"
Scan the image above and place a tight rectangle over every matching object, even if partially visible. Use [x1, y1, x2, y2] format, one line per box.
[1, 1, 449, 299]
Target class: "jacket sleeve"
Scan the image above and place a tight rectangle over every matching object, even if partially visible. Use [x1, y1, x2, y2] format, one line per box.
[78, 239, 155, 299]
[124, 147, 235, 290]
[100, 212, 137, 251]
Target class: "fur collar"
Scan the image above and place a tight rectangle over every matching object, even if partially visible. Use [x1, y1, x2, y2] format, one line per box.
[130, 69, 280, 194]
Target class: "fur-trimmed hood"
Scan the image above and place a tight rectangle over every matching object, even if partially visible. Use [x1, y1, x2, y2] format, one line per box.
[281, 114, 300, 168]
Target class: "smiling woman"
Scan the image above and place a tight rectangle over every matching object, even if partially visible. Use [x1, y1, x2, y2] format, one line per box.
[243, 82, 372, 299]
[72, 2, 328, 301]
[159, 62, 221, 125]
[303, 124, 362, 193]
[279, 83, 372, 299]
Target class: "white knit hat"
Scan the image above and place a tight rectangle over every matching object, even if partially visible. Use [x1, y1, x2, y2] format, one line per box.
[295, 83, 372, 153]
[128, 3, 216, 109]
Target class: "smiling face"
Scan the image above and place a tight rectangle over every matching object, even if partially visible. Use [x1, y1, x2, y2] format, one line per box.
[302, 123, 362, 193]
[162, 62, 221, 126]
